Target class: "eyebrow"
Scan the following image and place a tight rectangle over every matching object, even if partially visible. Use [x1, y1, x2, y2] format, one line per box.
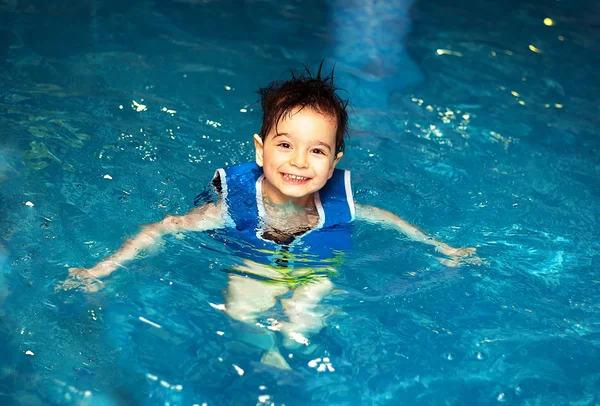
[312, 141, 332, 151]
[273, 132, 332, 151]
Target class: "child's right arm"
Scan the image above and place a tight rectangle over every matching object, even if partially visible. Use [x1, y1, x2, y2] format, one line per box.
[62, 202, 226, 291]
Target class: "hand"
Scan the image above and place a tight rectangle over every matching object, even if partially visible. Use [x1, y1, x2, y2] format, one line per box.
[436, 246, 482, 267]
[56, 267, 106, 293]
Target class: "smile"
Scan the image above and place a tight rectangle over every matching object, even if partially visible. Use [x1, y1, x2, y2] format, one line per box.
[281, 173, 311, 183]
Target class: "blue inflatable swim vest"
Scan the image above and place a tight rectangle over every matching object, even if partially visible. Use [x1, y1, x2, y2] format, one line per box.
[208, 162, 355, 267]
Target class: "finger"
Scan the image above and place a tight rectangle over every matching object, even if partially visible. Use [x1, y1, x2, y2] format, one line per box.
[467, 256, 486, 266]
[435, 257, 460, 267]
[85, 279, 105, 293]
[57, 279, 81, 292]
[457, 248, 476, 257]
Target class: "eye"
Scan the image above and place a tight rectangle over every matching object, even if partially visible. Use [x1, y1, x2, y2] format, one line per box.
[311, 148, 326, 155]
[277, 142, 291, 149]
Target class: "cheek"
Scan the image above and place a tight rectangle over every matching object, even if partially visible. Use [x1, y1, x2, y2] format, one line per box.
[319, 162, 335, 179]
[262, 150, 275, 165]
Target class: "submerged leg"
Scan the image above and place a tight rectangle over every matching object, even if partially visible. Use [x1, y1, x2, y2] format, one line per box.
[223, 274, 291, 369]
[224, 274, 289, 323]
[280, 277, 334, 347]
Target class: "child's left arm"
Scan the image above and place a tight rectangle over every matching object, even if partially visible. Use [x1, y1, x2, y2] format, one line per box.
[355, 204, 480, 267]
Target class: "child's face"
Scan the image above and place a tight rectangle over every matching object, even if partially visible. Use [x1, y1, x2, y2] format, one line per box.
[254, 107, 343, 206]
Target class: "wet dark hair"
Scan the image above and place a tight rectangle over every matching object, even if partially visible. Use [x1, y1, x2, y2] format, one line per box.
[256, 63, 349, 154]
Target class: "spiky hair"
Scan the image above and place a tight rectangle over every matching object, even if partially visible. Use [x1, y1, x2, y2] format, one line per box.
[256, 62, 349, 154]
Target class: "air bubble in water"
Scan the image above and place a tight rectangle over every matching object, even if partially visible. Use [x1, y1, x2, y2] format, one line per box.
[476, 352, 486, 360]
[444, 353, 454, 361]
[497, 393, 506, 402]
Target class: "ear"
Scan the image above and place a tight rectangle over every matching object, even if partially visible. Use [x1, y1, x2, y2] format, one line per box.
[254, 134, 264, 167]
[328, 152, 344, 178]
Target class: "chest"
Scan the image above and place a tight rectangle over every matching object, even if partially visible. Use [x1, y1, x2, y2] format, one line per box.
[259, 205, 320, 245]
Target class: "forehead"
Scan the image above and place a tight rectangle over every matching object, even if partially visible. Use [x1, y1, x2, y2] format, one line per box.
[275, 107, 337, 133]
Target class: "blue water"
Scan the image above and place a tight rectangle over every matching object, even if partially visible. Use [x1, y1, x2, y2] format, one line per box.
[1, 0, 599, 405]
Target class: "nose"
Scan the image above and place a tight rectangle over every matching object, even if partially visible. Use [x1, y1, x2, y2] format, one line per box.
[290, 150, 308, 168]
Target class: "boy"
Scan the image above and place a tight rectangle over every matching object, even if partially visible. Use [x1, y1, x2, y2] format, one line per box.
[62, 66, 478, 368]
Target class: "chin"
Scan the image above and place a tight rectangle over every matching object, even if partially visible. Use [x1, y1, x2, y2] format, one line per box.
[281, 190, 310, 199]
[278, 187, 313, 200]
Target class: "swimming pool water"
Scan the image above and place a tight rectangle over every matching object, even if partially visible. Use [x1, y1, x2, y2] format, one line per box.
[1, 0, 599, 405]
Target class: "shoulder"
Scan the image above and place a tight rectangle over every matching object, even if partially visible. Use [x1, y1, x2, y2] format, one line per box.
[212, 163, 261, 195]
[217, 162, 262, 178]
[322, 168, 352, 195]
[211, 163, 262, 226]
[319, 168, 355, 225]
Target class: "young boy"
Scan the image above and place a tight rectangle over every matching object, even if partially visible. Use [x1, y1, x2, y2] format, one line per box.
[62, 66, 478, 368]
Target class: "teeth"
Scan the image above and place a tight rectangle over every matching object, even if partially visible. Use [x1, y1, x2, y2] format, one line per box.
[284, 173, 308, 181]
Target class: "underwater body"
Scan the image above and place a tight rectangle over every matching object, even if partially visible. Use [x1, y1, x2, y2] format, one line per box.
[0, 0, 599, 405]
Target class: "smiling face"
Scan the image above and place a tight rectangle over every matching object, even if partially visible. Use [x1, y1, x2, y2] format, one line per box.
[254, 107, 343, 207]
